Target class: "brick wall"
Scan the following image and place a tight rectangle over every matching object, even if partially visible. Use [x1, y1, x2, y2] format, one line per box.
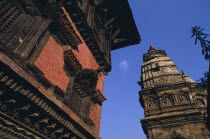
[34, 8, 106, 136]
[34, 36, 69, 92]
[90, 104, 102, 135]
[96, 73, 105, 94]
[61, 7, 99, 70]
[71, 43, 99, 70]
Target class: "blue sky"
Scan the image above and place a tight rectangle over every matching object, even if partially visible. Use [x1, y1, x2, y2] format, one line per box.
[100, 0, 210, 139]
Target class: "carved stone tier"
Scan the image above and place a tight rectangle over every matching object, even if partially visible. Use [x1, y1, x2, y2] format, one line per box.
[139, 44, 209, 139]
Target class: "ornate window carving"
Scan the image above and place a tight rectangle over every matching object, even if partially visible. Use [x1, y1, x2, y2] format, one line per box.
[147, 98, 158, 108]
[0, 0, 22, 36]
[179, 95, 188, 103]
[148, 100, 156, 108]
[63, 69, 102, 127]
[67, 90, 95, 127]
[68, 91, 83, 114]
[68, 90, 92, 117]
[162, 95, 173, 106]
[195, 98, 205, 106]
[152, 63, 160, 72]
[0, 0, 50, 59]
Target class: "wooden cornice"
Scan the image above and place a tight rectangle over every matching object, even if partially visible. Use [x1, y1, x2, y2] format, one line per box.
[62, 1, 111, 72]
[64, 48, 82, 73]
[57, 7, 82, 47]
[32, 0, 111, 72]
[91, 90, 106, 105]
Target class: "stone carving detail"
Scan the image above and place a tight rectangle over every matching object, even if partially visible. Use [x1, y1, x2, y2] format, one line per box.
[147, 98, 158, 108]
[170, 131, 185, 139]
[162, 95, 173, 106]
[178, 95, 188, 103]
[195, 98, 205, 106]
[140, 45, 208, 139]
[148, 100, 156, 108]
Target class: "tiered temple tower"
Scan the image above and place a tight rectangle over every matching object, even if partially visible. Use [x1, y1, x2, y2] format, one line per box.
[139, 44, 209, 139]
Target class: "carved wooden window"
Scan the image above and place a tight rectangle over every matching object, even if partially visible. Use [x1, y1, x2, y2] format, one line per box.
[0, 0, 50, 58]
[0, 0, 23, 51]
[0, 0, 22, 36]
[80, 96, 92, 119]
[68, 91, 92, 120]
[195, 98, 205, 106]
[68, 91, 83, 115]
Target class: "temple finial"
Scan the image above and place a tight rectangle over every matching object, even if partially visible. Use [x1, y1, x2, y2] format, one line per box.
[148, 43, 156, 51]
[181, 70, 186, 76]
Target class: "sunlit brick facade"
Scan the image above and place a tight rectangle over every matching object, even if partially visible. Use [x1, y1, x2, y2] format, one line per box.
[0, 0, 140, 138]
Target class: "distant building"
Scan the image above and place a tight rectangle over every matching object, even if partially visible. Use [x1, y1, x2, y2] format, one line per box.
[139, 44, 209, 139]
[0, 0, 140, 138]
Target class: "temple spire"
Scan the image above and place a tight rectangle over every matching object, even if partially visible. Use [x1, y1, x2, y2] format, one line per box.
[181, 70, 186, 75]
[139, 46, 207, 139]
[148, 43, 156, 51]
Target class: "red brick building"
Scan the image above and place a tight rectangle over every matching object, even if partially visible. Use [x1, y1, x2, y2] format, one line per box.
[0, 0, 140, 138]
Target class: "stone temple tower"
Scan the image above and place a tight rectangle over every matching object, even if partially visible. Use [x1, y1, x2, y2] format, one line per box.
[139, 44, 209, 139]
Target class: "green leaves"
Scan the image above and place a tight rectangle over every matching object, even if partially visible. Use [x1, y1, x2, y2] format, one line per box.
[198, 72, 209, 87]
[191, 26, 210, 60]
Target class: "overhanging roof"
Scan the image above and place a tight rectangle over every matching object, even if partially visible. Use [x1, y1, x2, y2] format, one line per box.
[104, 0, 141, 50]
